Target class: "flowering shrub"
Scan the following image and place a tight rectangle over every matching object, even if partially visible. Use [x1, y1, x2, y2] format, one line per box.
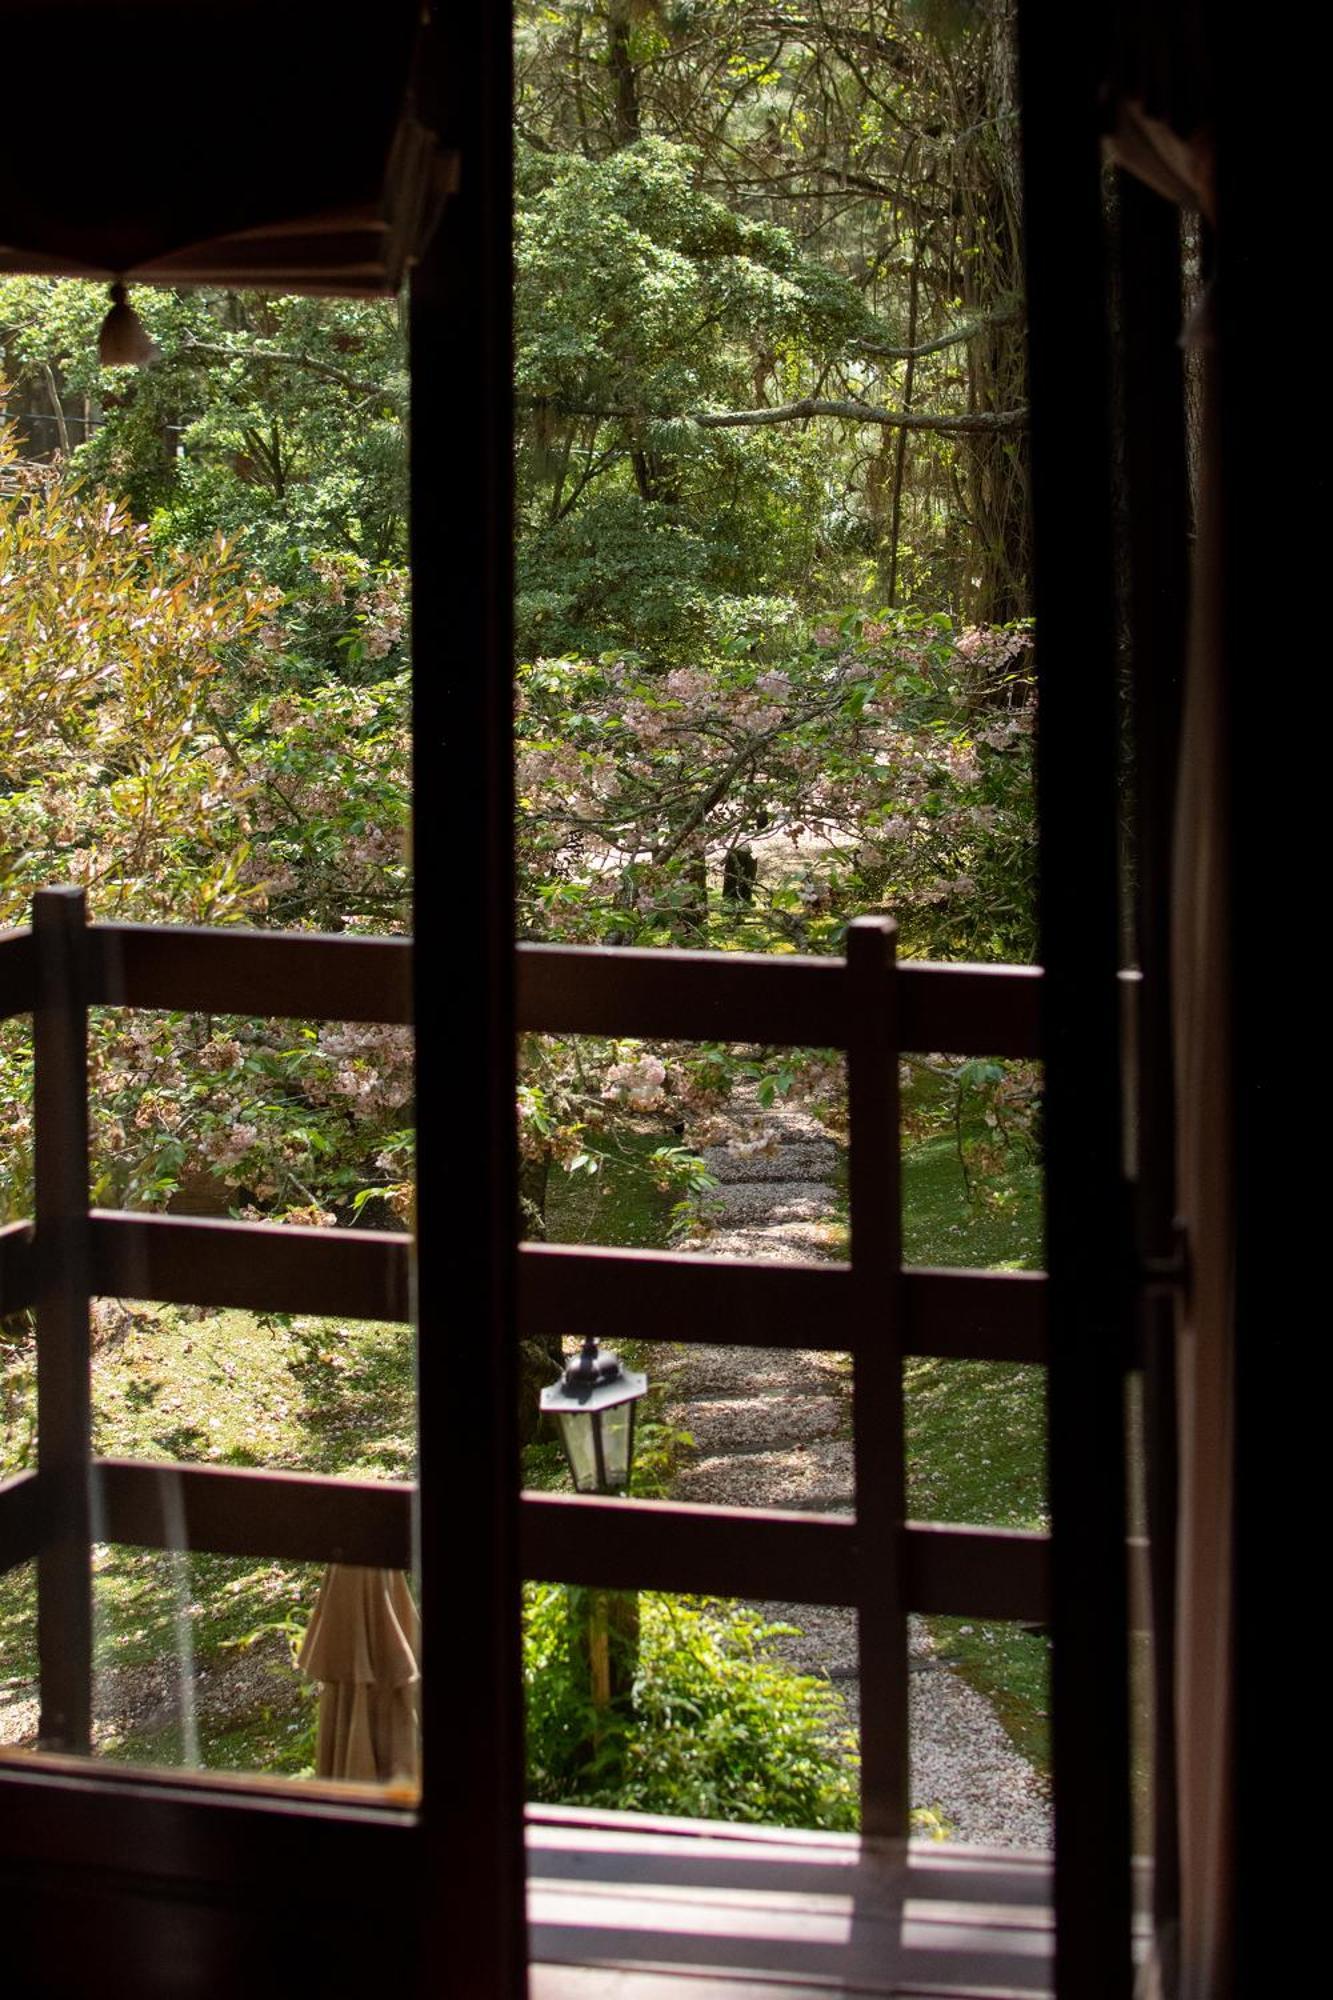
[517, 607, 1034, 963]
[0, 410, 412, 1228]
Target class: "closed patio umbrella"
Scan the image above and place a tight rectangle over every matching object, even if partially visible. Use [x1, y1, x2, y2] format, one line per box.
[297, 1565, 420, 1784]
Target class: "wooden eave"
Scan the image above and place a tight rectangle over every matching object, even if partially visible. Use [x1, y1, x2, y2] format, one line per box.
[0, 0, 448, 295]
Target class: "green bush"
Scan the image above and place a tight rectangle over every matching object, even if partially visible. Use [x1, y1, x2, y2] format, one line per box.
[523, 1585, 858, 1831]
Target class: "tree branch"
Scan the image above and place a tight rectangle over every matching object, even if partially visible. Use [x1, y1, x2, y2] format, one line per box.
[179, 341, 399, 405]
[517, 395, 1026, 435]
[854, 310, 1021, 363]
[695, 400, 1026, 434]
[42, 365, 69, 455]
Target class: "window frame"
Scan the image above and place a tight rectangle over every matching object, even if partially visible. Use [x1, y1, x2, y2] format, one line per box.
[0, 5, 1181, 1994]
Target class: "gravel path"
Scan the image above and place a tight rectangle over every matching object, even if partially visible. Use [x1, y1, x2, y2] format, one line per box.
[663, 1086, 1051, 1849]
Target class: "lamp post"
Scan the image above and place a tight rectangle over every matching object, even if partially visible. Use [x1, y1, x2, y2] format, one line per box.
[540, 1338, 648, 1751]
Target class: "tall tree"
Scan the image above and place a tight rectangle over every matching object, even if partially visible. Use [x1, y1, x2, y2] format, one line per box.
[515, 0, 1029, 622]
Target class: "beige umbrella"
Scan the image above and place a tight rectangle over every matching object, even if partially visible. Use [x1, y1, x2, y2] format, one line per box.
[297, 1565, 420, 1785]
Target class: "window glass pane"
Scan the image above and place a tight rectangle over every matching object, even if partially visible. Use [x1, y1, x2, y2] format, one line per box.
[90, 1548, 323, 1777]
[918, 1617, 1052, 1848]
[0, 277, 417, 1795]
[91, 1300, 414, 1483]
[521, 1035, 848, 1265]
[556, 1410, 601, 1495]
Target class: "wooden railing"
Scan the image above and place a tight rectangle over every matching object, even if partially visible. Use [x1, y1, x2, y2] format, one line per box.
[0, 887, 1052, 1837]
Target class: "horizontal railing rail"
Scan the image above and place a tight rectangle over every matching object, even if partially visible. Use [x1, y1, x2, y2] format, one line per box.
[87, 1210, 411, 1324]
[0, 1468, 44, 1573]
[0, 1218, 35, 1311]
[3, 1461, 1158, 1630]
[4, 1212, 1050, 1365]
[2, 1459, 1050, 1622]
[0, 928, 34, 1018]
[0, 920, 1042, 1056]
[520, 1242, 1048, 1364]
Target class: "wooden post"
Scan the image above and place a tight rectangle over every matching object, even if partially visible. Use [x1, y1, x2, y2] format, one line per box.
[411, 2, 527, 1992]
[1017, 5, 1134, 1990]
[846, 916, 908, 1841]
[33, 887, 94, 1753]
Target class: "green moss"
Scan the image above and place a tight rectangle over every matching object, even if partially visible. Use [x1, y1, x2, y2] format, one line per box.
[930, 1618, 1050, 1773]
[545, 1129, 681, 1248]
[92, 1305, 415, 1481]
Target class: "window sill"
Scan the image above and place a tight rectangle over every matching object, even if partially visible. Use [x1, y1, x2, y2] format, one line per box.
[528, 1804, 1062, 1997]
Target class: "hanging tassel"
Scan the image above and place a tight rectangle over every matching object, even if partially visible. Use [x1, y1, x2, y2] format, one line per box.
[98, 282, 158, 368]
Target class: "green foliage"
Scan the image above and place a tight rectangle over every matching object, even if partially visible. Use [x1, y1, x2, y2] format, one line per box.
[0, 281, 407, 583]
[523, 1585, 859, 1829]
[0, 416, 273, 928]
[515, 136, 867, 657]
[0, 406, 412, 1229]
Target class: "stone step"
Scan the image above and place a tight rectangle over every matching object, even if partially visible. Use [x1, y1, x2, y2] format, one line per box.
[665, 1393, 845, 1455]
[681, 1222, 843, 1264]
[702, 1140, 841, 1185]
[706, 1181, 838, 1226]
[652, 1347, 849, 1400]
[672, 1436, 854, 1514]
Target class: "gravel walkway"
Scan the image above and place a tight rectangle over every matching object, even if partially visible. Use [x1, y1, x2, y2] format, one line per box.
[663, 1086, 1051, 1849]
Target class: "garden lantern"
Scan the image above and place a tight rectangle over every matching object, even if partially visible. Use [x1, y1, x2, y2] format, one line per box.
[541, 1337, 648, 1495]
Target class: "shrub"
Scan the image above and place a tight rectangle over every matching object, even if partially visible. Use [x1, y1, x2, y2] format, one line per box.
[523, 1585, 858, 1831]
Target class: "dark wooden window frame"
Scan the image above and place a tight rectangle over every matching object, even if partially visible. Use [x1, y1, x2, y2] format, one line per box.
[0, 4, 1182, 1994]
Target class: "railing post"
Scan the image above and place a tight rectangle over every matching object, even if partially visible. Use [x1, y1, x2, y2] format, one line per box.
[846, 916, 908, 1841]
[32, 887, 94, 1753]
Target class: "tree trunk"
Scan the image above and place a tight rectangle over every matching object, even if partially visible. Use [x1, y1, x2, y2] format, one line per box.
[568, 1584, 640, 1779]
[721, 845, 757, 904]
[959, 0, 1030, 623]
[669, 854, 709, 942]
[606, 0, 641, 148]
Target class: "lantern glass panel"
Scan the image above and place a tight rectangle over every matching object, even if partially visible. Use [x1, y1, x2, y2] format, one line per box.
[598, 1399, 635, 1493]
[556, 1409, 603, 1494]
